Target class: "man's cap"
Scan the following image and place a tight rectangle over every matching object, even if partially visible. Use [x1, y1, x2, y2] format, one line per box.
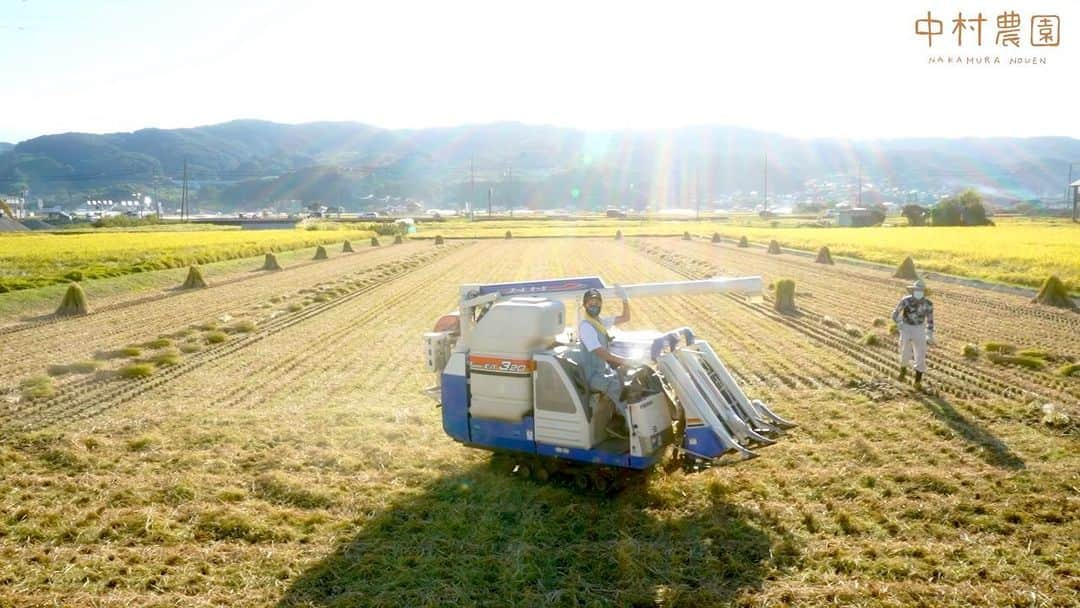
[582, 288, 603, 305]
[908, 279, 926, 291]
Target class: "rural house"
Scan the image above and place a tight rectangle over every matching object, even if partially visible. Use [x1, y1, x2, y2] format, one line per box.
[835, 207, 881, 227]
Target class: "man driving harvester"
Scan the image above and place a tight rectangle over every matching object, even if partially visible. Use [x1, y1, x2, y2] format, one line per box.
[578, 286, 632, 436]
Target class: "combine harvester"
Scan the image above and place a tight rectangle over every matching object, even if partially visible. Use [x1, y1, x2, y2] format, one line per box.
[424, 276, 795, 490]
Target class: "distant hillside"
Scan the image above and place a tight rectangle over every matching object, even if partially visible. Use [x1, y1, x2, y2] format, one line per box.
[0, 143, 12, 153]
[1, 120, 1078, 210]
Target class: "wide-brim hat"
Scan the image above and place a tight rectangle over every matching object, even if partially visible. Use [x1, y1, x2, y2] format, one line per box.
[907, 279, 926, 291]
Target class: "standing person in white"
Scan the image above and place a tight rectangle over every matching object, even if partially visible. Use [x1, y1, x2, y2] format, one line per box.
[578, 286, 632, 435]
[892, 279, 935, 387]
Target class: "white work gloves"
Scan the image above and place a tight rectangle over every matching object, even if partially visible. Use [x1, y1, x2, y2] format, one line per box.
[927, 330, 935, 346]
[614, 284, 629, 302]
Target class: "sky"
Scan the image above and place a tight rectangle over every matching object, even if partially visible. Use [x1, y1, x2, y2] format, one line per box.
[1, 0, 1078, 143]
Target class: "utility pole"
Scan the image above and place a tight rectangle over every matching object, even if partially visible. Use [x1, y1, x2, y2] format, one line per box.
[695, 163, 702, 220]
[857, 161, 863, 206]
[507, 164, 514, 218]
[180, 158, 189, 221]
[469, 158, 475, 220]
[763, 153, 768, 215]
[487, 187, 493, 217]
[1067, 163, 1072, 219]
[1069, 162, 1078, 222]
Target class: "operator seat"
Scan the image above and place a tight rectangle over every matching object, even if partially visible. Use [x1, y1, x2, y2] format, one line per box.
[557, 344, 625, 440]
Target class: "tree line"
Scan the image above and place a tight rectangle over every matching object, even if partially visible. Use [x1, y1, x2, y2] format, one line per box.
[901, 189, 992, 227]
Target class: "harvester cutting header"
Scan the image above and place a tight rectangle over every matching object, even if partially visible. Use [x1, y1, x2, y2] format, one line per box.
[424, 275, 794, 490]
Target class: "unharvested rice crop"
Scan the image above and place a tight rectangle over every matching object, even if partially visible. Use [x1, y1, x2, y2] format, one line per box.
[671, 218, 1079, 291]
[0, 227, 374, 292]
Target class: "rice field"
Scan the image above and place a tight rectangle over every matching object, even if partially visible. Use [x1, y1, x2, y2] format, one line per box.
[3, 218, 1076, 295]
[0, 227, 376, 292]
[421, 217, 1080, 293]
[700, 220, 1080, 293]
[0, 235, 1076, 607]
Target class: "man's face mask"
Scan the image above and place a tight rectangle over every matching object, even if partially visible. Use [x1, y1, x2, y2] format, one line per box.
[913, 290, 925, 300]
[585, 301, 602, 317]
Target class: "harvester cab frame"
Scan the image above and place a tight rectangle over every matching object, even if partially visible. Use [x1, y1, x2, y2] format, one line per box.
[423, 276, 794, 487]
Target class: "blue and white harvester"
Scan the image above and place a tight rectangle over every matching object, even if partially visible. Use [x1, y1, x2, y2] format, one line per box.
[424, 276, 794, 489]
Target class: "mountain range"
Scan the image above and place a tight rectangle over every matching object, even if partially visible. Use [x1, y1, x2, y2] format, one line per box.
[1, 120, 1077, 210]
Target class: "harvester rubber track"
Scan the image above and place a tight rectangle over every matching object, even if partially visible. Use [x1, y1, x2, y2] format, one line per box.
[491, 452, 644, 494]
